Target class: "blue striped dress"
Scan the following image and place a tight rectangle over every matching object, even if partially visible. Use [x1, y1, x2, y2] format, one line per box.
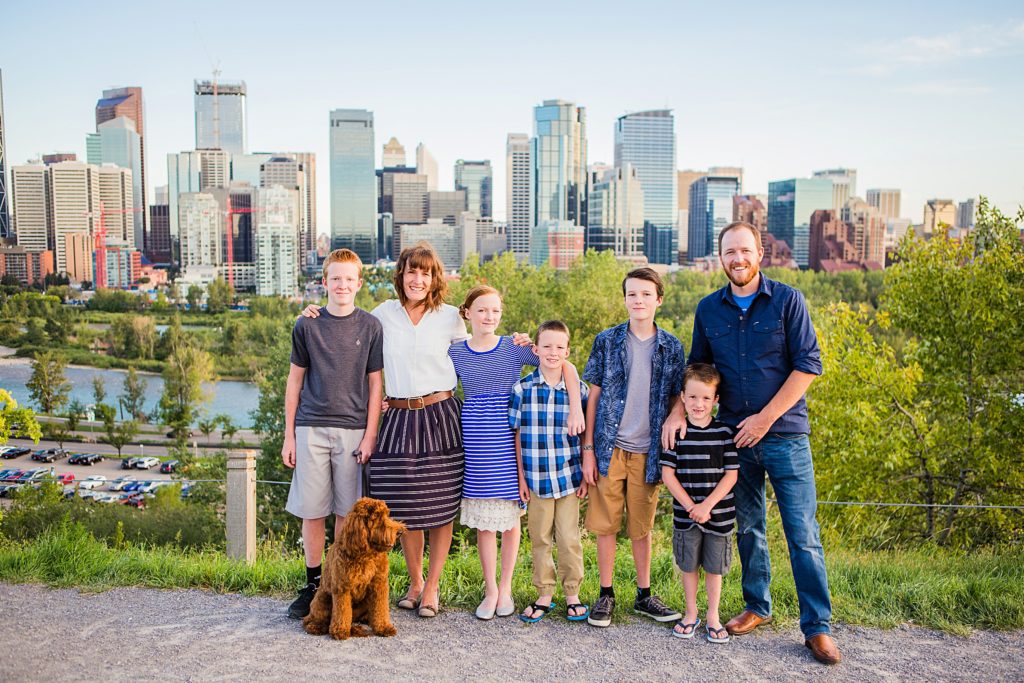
[448, 336, 538, 501]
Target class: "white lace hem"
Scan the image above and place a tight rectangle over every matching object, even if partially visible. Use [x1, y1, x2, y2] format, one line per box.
[460, 498, 524, 531]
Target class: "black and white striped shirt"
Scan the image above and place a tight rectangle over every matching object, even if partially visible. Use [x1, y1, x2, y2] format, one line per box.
[660, 420, 739, 536]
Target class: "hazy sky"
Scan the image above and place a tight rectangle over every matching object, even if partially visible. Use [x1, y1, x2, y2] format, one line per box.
[3, 0, 1022, 230]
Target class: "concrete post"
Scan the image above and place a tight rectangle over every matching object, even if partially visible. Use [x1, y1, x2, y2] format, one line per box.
[226, 450, 256, 563]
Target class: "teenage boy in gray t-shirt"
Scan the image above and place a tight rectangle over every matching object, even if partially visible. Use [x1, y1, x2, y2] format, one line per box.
[283, 248, 384, 620]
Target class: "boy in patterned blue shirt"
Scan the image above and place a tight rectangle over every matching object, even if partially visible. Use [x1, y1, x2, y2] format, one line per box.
[509, 320, 590, 623]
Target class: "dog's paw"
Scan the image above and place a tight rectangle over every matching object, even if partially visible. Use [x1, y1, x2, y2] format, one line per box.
[349, 624, 371, 638]
[328, 626, 351, 641]
[303, 619, 328, 636]
[375, 623, 397, 637]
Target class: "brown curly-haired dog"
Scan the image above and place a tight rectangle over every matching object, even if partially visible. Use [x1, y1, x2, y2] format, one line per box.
[303, 497, 405, 640]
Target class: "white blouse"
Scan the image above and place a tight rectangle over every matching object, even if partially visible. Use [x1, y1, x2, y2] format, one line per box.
[371, 299, 470, 398]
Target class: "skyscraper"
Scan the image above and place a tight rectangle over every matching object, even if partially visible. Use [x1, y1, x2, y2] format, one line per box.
[261, 155, 312, 271]
[841, 198, 886, 265]
[96, 164, 135, 248]
[922, 199, 956, 235]
[505, 133, 531, 260]
[86, 117, 144, 249]
[329, 109, 377, 261]
[194, 80, 247, 154]
[768, 177, 834, 268]
[532, 99, 587, 232]
[866, 188, 901, 221]
[426, 190, 467, 226]
[382, 137, 407, 168]
[178, 192, 222, 268]
[688, 174, 741, 260]
[0, 69, 10, 238]
[957, 198, 976, 230]
[587, 164, 645, 258]
[48, 162, 101, 280]
[95, 87, 146, 245]
[416, 143, 438, 192]
[454, 159, 492, 218]
[11, 162, 49, 253]
[255, 185, 299, 297]
[615, 110, 677, 265]
[812, 168, 857, 212]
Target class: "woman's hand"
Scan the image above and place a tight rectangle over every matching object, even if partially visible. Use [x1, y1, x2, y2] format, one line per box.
[300, 304, 321, 319]
[511, 332, 532, 347]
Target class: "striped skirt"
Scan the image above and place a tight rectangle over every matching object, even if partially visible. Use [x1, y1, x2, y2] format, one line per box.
[370, 396, 464, 530]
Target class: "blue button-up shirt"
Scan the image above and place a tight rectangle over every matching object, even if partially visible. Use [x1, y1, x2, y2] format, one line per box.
[688, 275, 822, 434]
[583, 322, 685, 484]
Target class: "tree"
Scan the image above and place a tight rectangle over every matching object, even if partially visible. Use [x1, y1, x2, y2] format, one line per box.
[94, 403, 117, 434]
[119, 366, 149, 422]
[64, 399, 86, 433]
[26, 351, 71, 414]
[108, 315, 157, 359]
[42, 421, 71, 450]
[217, 414, 239, 445]
[0, 389, 42, 445]
[92, 376, 107, 407]
[159, 339, 215, 443]
[198, 416, 219, 444]
[206, 277, 233, 314]
[104, 419, 138, 458]
[23, 318, 47, 346]
[186, 284, 203, 311]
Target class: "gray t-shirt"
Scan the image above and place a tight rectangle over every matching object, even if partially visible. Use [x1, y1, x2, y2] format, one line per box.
[290, 307, 384, 429]
[614, 329, 656, 453]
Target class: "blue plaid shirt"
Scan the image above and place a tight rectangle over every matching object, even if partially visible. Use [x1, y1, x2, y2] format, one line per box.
[583, 322, 685, 484]
[509, 369, 590, 499]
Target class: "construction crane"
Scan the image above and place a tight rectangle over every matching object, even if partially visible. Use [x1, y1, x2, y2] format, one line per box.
[86, 201, 144, 288]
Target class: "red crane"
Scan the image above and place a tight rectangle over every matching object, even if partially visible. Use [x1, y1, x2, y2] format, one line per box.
[222, 196, 267, 289]
[86, 202, 143, 288]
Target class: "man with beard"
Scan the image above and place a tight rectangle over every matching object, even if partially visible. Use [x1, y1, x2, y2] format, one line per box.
[661, 221, 841, 665]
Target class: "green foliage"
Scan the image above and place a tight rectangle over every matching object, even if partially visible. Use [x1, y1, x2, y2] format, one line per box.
[104, 419, 138, 457]
[119, 366, 149, 422]
[186, 284, 203, 311]
[64, 399, 86, 433]
[91, 375, 107, 406]
[0, 291, 63, 321]
[159, 337, 215, 441]
[0, 389, 42, 445]
[87, 289, 147, 312]
[206, 278, 233, 314]
[26, 350, 70, 414]
[106, 315, 157, 359]
[250, 326, 295, 540]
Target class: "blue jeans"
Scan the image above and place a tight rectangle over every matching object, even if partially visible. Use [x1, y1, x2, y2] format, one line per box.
[735, 433, 832, 637]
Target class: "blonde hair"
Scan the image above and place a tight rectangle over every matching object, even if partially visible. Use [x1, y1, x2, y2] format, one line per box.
[458, 284, 501, 320]
[394, 241, 448, 312]
[322, 248, 363, 279]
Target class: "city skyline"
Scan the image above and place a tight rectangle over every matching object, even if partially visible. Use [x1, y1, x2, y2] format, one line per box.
[1, 1, 1022, 238]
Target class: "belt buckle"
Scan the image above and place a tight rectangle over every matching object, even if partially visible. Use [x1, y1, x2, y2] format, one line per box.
[408, 395, 426, 410]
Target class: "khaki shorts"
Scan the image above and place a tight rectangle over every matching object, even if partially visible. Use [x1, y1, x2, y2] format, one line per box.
[584, 448, 659, 540]
[285, 426, 365, 519]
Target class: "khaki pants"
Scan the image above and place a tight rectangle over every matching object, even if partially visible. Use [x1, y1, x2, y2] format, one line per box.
[585, 447, 660, 540]
[528, 494, 584, 596]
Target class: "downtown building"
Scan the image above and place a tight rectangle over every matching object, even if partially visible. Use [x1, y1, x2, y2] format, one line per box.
[922, 198, 956, 235]
[94, 87, 147, 252]
[688, 174, 741, 260]
[812, 168, 857, 212]
[866, 188, 901, 220]
[587, 163, 645, 260]
[0, 69, 10, 238]
[505, 133, 531, 260]
[194, 80, 247, 154]
[767, 177, 833, 269]
[615, 110, 677, 265]
[255, 184, 300, 297]
[454, 159, 493, 218]
[87, 117, 143, 249]
[329, 109, 377, 262]
[531, 100, 587, 255]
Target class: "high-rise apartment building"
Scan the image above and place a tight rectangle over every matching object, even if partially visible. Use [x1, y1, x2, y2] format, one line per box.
[0, 245, 54, 286]
[615, 110, 676, 265]
[329, 109, 377, 261]
[813, 168, 857, 212]
[87, 117, 143, 248]
[922, 199, 956, 235]
[677, 170, 706, 213]
[505, 133, 531, 259]
[957, 198, 976, 230]
[178, 192, 222, 268]
[382, 137, 407, 168]
[261, 155, 313, 271]
[768, 177, 833, 268]
[95, 87, 146, 246]
[255, 185, 299, 297]
[866, 188, 901, 221]
[399, 219, 475, 271]
[454, 159, 493, 218]
[587, 164, 645, 258]
[148, 202, 171, 264]
[11, 163, 50, 253]
[194, 80, 247, 154]
[532, 100, 587, 234]
[427, 190, 467, 226]
[96, 164, 135, 248]
[48, 162, 101, 278]
[63, 231, 94, 284]
[0, 69, 10, 238]
[416, 143, 438, 191]
[688, 174, 741, 259]
[841, 198, 885, 265]
[733, 195, 767, 232]
[530, 219, 584, 270]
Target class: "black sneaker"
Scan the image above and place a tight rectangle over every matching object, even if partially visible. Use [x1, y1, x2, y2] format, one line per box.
[634, 594, 682, 622]
[588, 595, 616, 627]
[287, 583, 317, 620]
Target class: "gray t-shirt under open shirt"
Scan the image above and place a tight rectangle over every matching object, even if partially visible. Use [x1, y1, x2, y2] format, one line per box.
[614, 329, 656, 453]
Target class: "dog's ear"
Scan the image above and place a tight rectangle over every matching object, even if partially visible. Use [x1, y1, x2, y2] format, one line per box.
[341, 506, 370, 556]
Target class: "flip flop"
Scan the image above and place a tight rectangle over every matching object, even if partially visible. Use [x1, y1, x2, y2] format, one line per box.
[566, 603, 589, 622]
[706, 625, 731, 644]
[672, 617, 701, 639]
[518, 602, 555, 623]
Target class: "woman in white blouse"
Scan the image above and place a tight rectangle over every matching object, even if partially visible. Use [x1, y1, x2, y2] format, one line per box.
[304, 242, 469, 618]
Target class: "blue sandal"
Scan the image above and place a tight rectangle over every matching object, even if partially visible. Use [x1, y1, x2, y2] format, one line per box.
[519, 602, 555, 623]
[566, 603, 589, 622]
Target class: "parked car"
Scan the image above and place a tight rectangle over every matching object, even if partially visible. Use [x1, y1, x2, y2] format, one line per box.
[159, 460, 180, 474]
[1, 447, 31, 459]
[92, 493, 120, 504]
[120, 492, 147, 508]
[31, 448, 68, 463]
[52, 472, 75, 485]
[0, 447, 16, 459]
[108, 476, 136, 492]
[0, 468, 23, 481]
[122, 480, 145, 493]
[78, 475, 107, 490]
[17, 468, 48, 482]
[67, 453, 87, 465]
[134, 457, 160, 470]
[0, 482, 24, 497]
[121, 457, 142, 470]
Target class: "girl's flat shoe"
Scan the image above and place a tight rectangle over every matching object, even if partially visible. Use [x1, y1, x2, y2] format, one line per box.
[496, 599, 516, 618]
[475, 599, 497, 621]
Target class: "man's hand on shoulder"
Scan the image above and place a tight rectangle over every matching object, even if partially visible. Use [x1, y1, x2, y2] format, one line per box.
[661, 405, 687, 451]
[300, 304, 321, 319]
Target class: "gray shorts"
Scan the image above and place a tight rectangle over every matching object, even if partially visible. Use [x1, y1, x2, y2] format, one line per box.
[285, 426, 364, 519]
[673, 526, 733, 575]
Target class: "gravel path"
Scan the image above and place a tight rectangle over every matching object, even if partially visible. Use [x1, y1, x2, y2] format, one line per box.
[2, 583, 1022, 682]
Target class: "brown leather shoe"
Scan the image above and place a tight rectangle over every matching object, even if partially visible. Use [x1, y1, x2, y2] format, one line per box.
[724, 610, 773, 636]
[805, 633, 842, 665]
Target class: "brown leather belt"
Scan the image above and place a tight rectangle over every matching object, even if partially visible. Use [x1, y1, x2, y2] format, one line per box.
[387, 391, 453, 410]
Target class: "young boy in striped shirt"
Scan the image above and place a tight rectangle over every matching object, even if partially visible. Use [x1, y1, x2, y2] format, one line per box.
[660, 363, 739, 643]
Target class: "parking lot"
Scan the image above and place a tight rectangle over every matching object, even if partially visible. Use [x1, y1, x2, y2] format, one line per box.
[0, 442, 183, 508]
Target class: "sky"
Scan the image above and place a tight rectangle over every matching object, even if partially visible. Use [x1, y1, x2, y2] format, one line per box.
[3, 0, 1022, 232]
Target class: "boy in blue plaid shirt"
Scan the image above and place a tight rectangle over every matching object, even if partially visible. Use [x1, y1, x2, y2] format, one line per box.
[510, 320, 590, 623]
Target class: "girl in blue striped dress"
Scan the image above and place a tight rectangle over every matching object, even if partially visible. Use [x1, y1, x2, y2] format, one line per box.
[448, 285, 583, 621]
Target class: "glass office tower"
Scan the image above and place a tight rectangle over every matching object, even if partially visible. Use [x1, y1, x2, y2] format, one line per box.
[531, 100, 587, 230]
[454, 159, 492, 218]
[768, 177, 833, 269]
[329, 109, 377, 262]
[0, 69, 9, 237]
[615, 110, 677, 264]
[688, 175, 741, 259]
[194, 80, 247, 154]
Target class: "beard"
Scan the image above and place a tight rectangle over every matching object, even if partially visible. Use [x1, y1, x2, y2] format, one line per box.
[724, 260, 760, 288]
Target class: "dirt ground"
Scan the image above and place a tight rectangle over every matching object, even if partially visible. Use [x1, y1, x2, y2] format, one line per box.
[2, 583, 1022, 682]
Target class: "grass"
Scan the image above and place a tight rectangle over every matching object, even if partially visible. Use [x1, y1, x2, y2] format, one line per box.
[1, 519, 1021, 634]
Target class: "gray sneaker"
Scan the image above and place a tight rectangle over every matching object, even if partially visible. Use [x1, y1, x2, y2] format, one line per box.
[634, 594, 681, 622]
[588, 594, 615, 627]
